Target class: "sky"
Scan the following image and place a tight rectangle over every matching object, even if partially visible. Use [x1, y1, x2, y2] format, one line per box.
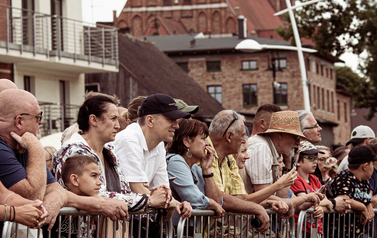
[81, 0, 361, 74]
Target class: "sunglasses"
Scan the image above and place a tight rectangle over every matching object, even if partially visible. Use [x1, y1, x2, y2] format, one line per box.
[222, 109, 239, 137]
[304, 124, 319, 130]
[302, 156, 318, 162]
[15, 111, 44, 122]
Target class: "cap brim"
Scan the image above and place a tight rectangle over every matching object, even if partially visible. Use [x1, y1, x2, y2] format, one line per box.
[162, 110, 191, 119]
[180, 105, 199, 114]
[346, 138, 365, 146]
[300, 149, 325, 155]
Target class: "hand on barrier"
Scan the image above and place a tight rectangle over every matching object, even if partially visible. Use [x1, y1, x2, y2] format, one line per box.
[176, 201, 192, 218]
[276, 167, 297, 188]
[313, 205, 324, 219]
[313, 192, 325, 202]
[269, 200, 289, 215]
[360, 205, 372, 226]
[212, 202, 225, 219]
[280, 198, 294, 219]
[150, 186, 170, 208]
[367, 203, 375, 223]
[10, 131, 41, 154]
[255, 209, 270, 233]
[14, 200, 46, 228]
[98, 199, 129, 221]
[334, 197, 351, 215]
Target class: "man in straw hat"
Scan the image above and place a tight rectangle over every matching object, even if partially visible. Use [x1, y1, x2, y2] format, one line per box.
[245, 111, 305, 195]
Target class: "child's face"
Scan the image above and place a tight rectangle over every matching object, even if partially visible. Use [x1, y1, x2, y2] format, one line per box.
[298, 153, 318, 174]
[235, 143, 250, 169]
[77, 162, 102, 196]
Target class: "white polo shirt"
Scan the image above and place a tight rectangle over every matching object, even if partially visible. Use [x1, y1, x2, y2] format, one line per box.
[113, 123, 169, 189]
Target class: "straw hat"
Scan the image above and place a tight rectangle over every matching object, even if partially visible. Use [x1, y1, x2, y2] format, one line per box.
[259, 110, 306, 138]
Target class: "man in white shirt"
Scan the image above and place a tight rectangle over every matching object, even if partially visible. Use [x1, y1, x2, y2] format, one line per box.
[114, 93, 192, 218]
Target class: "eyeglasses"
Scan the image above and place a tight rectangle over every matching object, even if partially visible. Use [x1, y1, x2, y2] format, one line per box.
[15, 111, 44, 122]
[318, 157, 329, 162]
[222, 110, 239, 137]
[302, 156, 318, 162]
[304, 124, 319, 130]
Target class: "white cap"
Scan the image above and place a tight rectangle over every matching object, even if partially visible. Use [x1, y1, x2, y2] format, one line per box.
[346, 125, 375, 146]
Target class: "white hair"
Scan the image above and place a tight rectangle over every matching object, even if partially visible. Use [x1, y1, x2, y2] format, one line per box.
[209, 110, 245, 137]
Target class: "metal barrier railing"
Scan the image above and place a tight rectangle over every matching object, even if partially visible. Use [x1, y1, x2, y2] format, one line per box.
[0, 3, 118, 67]
[177, 209, 296, 238]
[297, 208, 377, 238]
[2, 207, 173, 238]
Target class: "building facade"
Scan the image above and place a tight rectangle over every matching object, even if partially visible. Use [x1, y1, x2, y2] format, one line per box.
[143, 33, 352, 148]
[114, 0, 293, 38]
[0, 0, 119, 136]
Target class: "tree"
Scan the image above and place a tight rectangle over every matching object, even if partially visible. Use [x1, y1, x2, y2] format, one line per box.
[276, 0, 377, 119]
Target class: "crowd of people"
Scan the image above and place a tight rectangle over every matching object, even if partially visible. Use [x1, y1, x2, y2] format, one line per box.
[0, 77, 376, 237]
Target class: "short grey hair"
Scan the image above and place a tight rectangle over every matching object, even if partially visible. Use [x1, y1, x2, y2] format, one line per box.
[297, 110, 314, 133]
[209, 110, 245, 137]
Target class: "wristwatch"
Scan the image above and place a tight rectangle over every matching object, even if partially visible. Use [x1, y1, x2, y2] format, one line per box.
[203, 171, 214, 178]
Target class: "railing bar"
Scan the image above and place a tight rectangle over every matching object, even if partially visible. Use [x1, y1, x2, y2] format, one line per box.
[58, 215, 62, 238]
[113, 220, 117, 238]
[96, 215, 100, 238]
[137, 215, 141, 238]
[68, 215, 72, 238]
[33, 12, 36, 55]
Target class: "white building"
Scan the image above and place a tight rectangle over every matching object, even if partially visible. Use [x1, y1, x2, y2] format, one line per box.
[0, 0, 119, 136]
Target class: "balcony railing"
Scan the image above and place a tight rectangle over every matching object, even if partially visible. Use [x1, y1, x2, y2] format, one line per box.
[0, 4, 118, 67]
[39, 102, 80, 137]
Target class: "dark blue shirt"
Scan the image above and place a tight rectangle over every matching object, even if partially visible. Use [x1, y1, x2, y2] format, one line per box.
[368, 168, 377, 195]
[0, 136, 56, 188]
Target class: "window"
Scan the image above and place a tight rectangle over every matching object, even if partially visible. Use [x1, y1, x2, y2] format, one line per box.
[206, 61, 221, 72]
[317, 86, 320, 109]
[243, 84, 257, 107]
[23, 75, 35, 95]
[177, 62, 189, 72]
[330, 69, 333, 79]
[163, 0, 171, 4]
[306, 58, 310, 71]
[322, 88, 325, 110]
[321, 65, 324, 76]
[274, 83, 287, 106]
[326, 68, 329, 78]
[85, 83, 100, 92]
[183, 0, 191, 3]
[316, 63, 319, 74]
[275, 58, 287, 69]
[208, 85, 222, 104]
[326, 90, 330, 112]
[337, 100, 340, 121]
[331, 91, 334, 113]
[344, 102, 348, 123]
[242, 60, 257, 70]
[313, 85, 316, 108]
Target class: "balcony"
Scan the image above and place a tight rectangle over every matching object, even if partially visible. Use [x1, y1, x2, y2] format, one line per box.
[39, 102, 80, 137]
[0, 4, 119, 74]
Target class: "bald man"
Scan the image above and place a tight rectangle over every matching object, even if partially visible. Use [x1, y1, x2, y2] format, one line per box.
[0, 78, 17, 92]
[0, 89, 128, 230]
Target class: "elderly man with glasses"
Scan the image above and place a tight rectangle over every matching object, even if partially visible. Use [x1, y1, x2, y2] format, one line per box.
[199, 109, 271, 233]
[297, 110, 323, 144]
[0, 89, 129, 232]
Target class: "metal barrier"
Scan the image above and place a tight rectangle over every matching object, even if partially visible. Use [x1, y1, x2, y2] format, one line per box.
[177, 209, 296, 238]
[297, 208, 377, 238]
[2, 207, 173, 238]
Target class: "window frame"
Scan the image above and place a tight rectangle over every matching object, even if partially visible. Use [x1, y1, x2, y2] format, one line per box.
[207, 85, 222, 104]
[274, 82, 288, 106]
[206, 61, 221, 72]
[243, 84, 258, 107]
[241, 60, 258, 71]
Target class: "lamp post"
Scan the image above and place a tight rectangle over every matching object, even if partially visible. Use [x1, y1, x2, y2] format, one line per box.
[274, 0, 322, 111]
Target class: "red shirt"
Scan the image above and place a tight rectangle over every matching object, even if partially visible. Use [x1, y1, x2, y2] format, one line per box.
[291, 174, 323, 234]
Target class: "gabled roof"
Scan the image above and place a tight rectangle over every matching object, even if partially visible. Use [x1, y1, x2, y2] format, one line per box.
[143, 17, 189, 36]
[118, 34, 223, 119]
[141, 34, 291, 53]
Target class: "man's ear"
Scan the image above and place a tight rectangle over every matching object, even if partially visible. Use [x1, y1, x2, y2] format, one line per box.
[362, 162, 369, 171]
[225, 131, 232, 143]
[70, 174, 80, 187]
[88, 114, 97, 127]
[146, 115, 154, 128]
[14, 115, 23, 130]
[259, 119, 267, 130]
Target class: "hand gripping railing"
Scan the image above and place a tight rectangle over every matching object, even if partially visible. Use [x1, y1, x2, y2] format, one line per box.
[297, 208, 377, 238]
[177, 209, 295, 238]
[2, 207, 173, 238]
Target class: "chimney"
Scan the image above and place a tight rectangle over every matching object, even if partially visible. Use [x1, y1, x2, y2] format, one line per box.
[113, 10, 117, 24]
[238, 15, 247, 39]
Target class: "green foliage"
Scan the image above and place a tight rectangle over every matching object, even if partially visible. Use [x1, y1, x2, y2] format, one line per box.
[276, 0, 377, 120]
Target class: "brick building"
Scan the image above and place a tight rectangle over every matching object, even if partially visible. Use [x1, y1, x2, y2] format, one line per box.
[114, 0, 293, 38]
[142, 33, 352, 148]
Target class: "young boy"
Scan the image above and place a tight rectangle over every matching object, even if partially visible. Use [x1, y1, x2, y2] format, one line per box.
[47, 155, 126, 238]
[330, 145, 376, 238]
[290, 141, 333, 236]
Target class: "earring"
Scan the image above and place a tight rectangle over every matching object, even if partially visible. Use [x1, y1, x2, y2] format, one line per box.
[186, 149, 192, 158]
